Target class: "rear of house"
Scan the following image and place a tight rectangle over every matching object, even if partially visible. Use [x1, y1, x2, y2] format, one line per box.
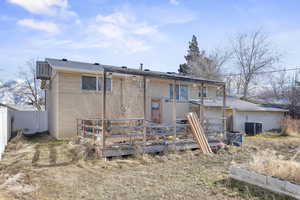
[38, 58, 226, 139]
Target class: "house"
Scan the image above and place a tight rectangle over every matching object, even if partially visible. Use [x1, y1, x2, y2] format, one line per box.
[225, 97, 287, 132]
[36, 58, 226, 139]
[191, 96, 287, 133]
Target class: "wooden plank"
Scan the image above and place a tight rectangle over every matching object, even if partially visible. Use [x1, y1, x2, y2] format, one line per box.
[188, 112, 212, 154]
[192, 113, 210, 154]
[193, 113, 212, 153]
[187, 114, 207, 153]
[194, 112, 212, 153]
[189, 113, 207, 153]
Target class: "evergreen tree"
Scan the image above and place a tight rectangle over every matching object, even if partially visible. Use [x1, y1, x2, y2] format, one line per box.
[186, 35, 200, 59]
[178, 63, 189, 74]
[178, 35, 228, 80]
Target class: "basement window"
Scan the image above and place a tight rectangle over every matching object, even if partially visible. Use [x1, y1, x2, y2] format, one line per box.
[169, 84, 188, 101]
[81, 76, 97, 90]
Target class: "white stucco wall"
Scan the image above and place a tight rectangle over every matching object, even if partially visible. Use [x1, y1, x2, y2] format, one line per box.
[233, 111, 285, 132]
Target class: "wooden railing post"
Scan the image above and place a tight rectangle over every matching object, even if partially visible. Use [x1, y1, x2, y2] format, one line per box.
[101, 69, 107, 156]
[222, 84, 226, 135]
[143, 76, 147, 153]
[201, 82, 205, 127]
[172, 80, 177, 148]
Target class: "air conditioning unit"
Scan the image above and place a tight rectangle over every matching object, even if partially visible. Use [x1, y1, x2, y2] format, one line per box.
[36, 61, 52, 80]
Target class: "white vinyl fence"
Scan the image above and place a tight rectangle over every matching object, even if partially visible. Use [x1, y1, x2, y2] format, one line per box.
[13, 111, 48, 132]
[0, 106, 12, 160]
[1, 109, 48, 160]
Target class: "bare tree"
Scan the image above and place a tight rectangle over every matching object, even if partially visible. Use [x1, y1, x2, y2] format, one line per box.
[18, 59, 44, 110]
[269, 70, 289, 99]
[288, 73, 300, 118]
[231, 30, 280, 98]
[205, 48, 232, 80]
[225, 74, 244, 96]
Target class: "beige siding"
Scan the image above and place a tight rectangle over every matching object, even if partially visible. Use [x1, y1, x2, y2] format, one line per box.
[49, 71, 221, 139]
[148, 79, 218, 123]
[57, 72, 144, 138]
[47, 71, 59, 138]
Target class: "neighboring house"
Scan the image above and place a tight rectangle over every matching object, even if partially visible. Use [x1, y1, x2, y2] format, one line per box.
[226, 97, 287, 132]
[36, 58, 226, 139]
[192, 96, 287, 133]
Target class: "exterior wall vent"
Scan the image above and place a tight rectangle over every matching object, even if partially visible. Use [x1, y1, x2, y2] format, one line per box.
[36, 61, 52, 80]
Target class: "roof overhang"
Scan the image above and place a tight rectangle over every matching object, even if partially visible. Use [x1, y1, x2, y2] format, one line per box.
[45, 58, 225, 86]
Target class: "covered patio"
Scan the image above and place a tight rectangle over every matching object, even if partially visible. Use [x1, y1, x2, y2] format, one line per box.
[75, 66, 227, 157]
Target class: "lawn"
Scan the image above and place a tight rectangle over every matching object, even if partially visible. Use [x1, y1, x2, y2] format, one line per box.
[0, 132, 299, 200]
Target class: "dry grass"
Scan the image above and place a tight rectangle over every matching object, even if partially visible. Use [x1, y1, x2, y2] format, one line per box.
[247, 150, 300, 183]
[281, 117, 300, 137]
[1, 132, 300, 200]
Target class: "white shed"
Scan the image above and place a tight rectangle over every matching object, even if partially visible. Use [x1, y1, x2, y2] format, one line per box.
[225, 97, 287, 133]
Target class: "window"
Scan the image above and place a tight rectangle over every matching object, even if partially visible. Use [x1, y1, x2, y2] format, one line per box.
[169, 84, 188, 101]
[98, 77, 112, 91]
[81, 76, 97, 90]
[81, 76, 112, 91]
[199, 86, 207, 98]
[179, 85, 188, 101]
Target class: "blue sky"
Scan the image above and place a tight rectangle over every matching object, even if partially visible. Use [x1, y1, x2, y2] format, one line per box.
[0, 0, 300, 80]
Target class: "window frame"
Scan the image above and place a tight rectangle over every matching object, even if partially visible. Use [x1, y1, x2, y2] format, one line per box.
[81, 75, 97, 91]
[169, 83, 189, 101]
[198, 86, 208, 98]
[98, 77, 112, 92]
[81, 75, 112, 92]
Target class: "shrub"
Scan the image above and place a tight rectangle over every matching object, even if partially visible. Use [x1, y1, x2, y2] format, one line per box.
[281, 117, 300, 137]
[248, 151, 300, 183]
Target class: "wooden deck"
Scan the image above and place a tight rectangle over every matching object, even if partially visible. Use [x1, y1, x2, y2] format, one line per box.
[77, 118, 225, 158]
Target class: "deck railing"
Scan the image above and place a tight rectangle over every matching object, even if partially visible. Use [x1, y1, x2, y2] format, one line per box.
[76, 116, 225, 157]
[77, 118, 191, 147]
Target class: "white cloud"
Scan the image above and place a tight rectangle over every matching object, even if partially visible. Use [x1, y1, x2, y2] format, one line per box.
[17, 19, 60, 34]
[7, 0, 75, 17]
[86, 11, 162, 53]
[95, 12, 159, 36]
[169, 0, 179, 6]
[134, 25, 158, 35]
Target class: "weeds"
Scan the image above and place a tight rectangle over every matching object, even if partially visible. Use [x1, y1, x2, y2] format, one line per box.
[281, 117, 300, 137]
[248, 150, 300, 183]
